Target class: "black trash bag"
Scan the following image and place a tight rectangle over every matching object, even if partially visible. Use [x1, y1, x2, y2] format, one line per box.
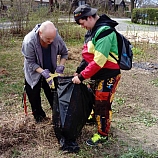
[53, 76, 93, 142]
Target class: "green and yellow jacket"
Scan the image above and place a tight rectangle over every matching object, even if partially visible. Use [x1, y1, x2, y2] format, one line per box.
[77, 14, 120, 81]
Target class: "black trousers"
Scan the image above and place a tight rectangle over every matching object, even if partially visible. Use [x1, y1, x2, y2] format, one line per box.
[25, 77, 55, 121]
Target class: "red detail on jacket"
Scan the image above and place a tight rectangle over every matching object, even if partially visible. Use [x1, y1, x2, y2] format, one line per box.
[81, 43, 120, 79]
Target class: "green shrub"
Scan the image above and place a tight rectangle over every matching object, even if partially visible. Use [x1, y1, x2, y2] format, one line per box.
[132, 8, 158, 25]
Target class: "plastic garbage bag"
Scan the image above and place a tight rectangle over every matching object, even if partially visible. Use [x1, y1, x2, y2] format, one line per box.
[53, 76, 93, 141]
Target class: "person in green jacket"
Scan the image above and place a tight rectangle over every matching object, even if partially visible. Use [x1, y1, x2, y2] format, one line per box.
[72, 4, 121, 146]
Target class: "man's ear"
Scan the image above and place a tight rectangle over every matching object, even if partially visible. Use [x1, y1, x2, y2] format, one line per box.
[88, 16, 92, 21]
[88, 16, 95, 23]
[39, 30, 42, 36]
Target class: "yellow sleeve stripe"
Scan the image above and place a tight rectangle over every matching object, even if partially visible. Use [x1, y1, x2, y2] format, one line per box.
[94, 51, 118, 67]
[94, 50, 107, 67]
[87, 41, 95, 54]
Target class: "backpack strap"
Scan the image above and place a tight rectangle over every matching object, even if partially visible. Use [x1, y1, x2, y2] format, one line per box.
[109, 52, 119, 62]
[95, 28, 114, 41]
[94, 28, 119, 63]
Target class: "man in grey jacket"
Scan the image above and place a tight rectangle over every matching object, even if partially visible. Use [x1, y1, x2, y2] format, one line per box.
[22, 21, 68, 123]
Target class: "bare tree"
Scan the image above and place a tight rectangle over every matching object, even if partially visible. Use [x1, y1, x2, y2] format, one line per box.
[68, 0, 79, 15]
[49, 0, 53, 12]
[49, 0, 60, 12]
[131, 0, 135, 12]
[135, 0, 142, 8]
[11, 0, 13, 7]
[0, 0, 4, 9]
[134, 0, 157, 8]
[40, 0, 42, 3]
[0, 0, 8, 11]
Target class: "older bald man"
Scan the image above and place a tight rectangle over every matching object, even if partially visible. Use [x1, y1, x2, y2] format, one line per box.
[22, 21, 68, 123]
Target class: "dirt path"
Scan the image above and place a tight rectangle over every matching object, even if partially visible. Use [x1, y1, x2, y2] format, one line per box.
[115, 67, 158, 152]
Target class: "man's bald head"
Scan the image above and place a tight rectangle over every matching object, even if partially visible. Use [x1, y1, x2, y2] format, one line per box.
[40, 21, 56, 35]
[39, 21, 57, 46]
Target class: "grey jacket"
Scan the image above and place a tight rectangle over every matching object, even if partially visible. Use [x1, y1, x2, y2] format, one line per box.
[22, 24, 68, 88]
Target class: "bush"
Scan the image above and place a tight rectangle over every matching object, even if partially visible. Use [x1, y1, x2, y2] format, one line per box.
[132, 8, 158, 25]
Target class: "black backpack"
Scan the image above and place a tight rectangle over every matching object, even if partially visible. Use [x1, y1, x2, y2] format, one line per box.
[95, 28, 133, 70]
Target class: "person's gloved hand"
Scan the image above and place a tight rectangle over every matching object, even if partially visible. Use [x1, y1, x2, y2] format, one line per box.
[55, 65, 65, 74]
[41, 69, 58, 89]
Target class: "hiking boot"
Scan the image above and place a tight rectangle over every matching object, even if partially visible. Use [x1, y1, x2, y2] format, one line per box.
[59, 138, 80, 153]
[86, 133, 108, 146]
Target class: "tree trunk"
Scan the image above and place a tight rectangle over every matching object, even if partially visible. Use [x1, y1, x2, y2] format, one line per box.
[1, 0, 4, 7]
[131, 0, 135, 12]
[131, 0, 135, 20]
[11, 0, 13, 7]
[114, 0, 117, 12]
[49, 0, 53, 12]
[68, 0, 77, 15]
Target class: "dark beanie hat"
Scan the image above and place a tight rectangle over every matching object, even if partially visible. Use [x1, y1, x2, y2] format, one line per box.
[73, 4, 97, 21]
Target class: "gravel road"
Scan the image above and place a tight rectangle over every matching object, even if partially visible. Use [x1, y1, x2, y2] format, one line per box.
[113, 18, 158, 32]
[111, 18, 158, 43]
[1, 17, 157, 32]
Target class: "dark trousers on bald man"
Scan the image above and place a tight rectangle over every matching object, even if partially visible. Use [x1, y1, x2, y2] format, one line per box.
[25, 77, 54, 122]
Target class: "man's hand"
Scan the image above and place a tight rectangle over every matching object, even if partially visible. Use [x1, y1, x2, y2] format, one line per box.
[72, 76, 81, 84]
[41, 69, 58, 88]
[55, 65, 65, 74]
[73, 72, 78, 76]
